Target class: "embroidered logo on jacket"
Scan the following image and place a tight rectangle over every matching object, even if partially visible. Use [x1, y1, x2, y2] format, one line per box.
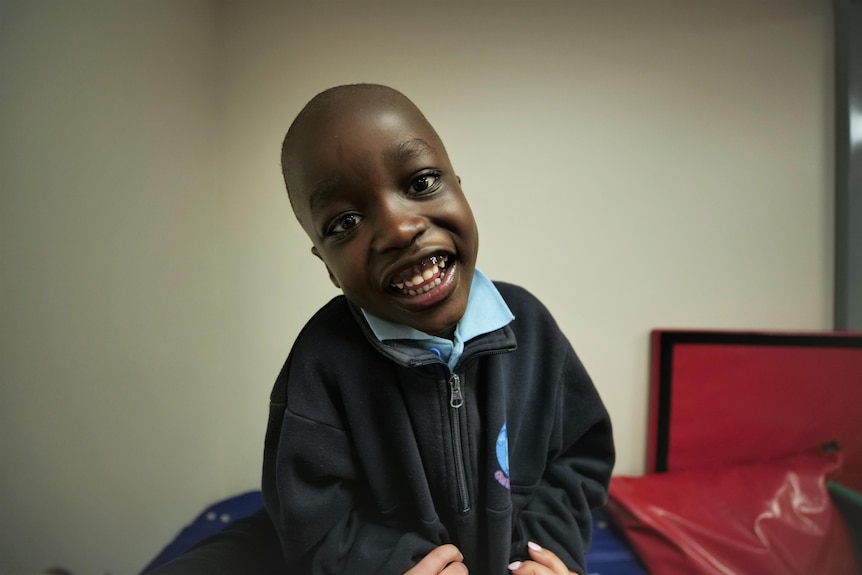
[494, 422, 510, 489]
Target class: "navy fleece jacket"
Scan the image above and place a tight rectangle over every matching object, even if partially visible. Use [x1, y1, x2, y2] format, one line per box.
[262, 281, 614, 574]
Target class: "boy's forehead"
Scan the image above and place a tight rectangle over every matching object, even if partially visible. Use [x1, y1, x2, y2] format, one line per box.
[304, 99, 435, 147]
[292, 101, 443, 185]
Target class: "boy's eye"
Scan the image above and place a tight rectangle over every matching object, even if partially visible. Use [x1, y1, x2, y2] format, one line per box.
[409, 172, 442, 195]
[327, 213, 363, 235]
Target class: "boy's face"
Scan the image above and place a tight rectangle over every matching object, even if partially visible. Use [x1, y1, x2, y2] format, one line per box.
[287, 98, 479, 339]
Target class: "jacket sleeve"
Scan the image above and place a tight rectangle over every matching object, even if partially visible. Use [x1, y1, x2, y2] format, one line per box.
[511, 348, 615, 575]
[142, 507, 285, 575]
[263, 394, 439, 575]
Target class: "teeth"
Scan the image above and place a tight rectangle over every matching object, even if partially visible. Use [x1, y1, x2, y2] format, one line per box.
[405, 277, 442, 297]
[390, 254, 449, 291]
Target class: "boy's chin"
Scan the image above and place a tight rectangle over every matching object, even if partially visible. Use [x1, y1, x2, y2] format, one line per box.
[405, 302, 466, 339]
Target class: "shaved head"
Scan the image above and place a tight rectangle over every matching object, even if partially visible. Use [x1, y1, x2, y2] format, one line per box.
[281, 84, 449, 220]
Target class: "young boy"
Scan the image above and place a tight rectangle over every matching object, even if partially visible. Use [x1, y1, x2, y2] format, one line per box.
[262, 83, 615, 575]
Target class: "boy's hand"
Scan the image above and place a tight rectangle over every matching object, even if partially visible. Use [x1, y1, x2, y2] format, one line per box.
[404, 544, 467, 575]
[507, 542, 580, 575]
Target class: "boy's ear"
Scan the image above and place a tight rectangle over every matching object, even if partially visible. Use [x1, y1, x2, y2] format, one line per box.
[311, 246, 340, 289]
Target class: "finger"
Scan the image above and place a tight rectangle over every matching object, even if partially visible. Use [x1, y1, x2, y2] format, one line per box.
[441, 561, 469, 575]
[508, 560, 579, 575]
[526, 542, 574, 575]
[407, 544, 464, 575]
[507, 559, 552, 575]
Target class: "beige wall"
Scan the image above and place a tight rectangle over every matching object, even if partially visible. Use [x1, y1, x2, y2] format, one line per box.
[0, 1, 223, 572]
[0, 1, 833, 573]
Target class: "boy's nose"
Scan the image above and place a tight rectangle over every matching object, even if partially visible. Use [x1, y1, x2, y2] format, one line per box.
[371, 198, 429, 252]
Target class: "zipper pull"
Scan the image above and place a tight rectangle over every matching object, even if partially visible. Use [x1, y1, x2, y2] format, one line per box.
[449, 374, 463, 408]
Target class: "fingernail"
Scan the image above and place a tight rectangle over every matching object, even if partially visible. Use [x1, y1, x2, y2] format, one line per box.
[508, 561, 522, 571]
[528, 541, 543, 552]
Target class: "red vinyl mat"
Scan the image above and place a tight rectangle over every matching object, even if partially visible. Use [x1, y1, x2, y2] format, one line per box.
[647, 330, 862, 491]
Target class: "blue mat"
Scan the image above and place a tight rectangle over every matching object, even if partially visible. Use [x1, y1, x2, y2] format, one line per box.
[141, 491, 264, 573]
[586, 508, 647, 575]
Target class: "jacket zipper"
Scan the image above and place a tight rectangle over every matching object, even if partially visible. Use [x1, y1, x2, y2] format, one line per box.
[448, 373, 471, 513]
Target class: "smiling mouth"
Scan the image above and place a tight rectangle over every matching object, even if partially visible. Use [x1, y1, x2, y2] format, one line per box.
[389, 254, 449, 296]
